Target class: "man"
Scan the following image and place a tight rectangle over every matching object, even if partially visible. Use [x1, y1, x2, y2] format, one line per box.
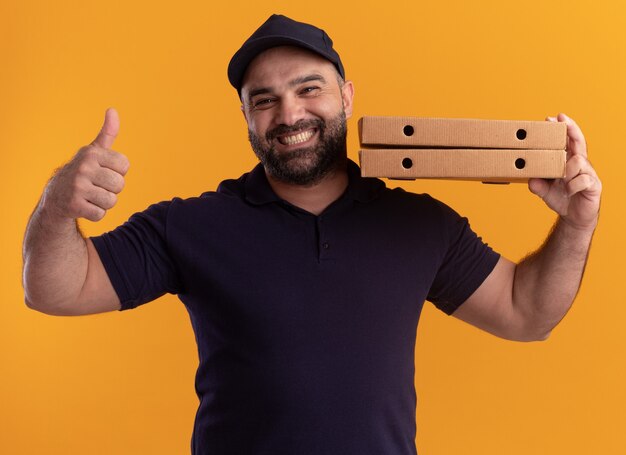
[22, 14, 601, 455]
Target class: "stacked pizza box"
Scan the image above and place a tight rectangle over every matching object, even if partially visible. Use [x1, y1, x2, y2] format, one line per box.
[358, 116, 567, 183]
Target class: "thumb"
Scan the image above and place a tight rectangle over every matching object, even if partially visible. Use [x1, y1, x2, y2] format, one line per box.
[92, 107, 120, 149]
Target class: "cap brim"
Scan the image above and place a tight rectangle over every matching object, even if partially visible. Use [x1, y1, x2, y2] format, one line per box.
[228, 36, 339, 93]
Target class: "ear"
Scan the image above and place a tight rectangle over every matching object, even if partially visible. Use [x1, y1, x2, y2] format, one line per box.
[241, 103, 250, 124]
[341, 80, 355, 119]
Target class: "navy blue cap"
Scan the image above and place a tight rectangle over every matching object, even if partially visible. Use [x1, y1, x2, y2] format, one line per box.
[228, 14, 345, 95]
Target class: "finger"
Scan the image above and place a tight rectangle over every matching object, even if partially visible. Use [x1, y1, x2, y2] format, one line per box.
[566, 173, 596, 197]
[84, 185, 118, 211]
[66, 193, 107, 221]
[81, 202, 107, 222]
[558, 113, 587, 158]
[91, 167, 126, 194]
[528, 177, 551, 200]
[564, 154, 597, 185]
[92, 108, 120, 149]
[564, 156, 601, 196]
[95, 148, 130, 176]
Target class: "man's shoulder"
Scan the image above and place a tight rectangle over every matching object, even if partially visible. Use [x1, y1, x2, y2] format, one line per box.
[155, 167, 264, 220]
[361, 182, 466, 228]
[375, 184, 440, 208]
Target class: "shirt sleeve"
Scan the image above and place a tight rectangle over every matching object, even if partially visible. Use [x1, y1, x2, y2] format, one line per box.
[90, 200, 182, 310]
[427, 200, 501, 315]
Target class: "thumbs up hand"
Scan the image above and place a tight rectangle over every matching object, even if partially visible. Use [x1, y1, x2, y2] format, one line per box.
[43, 108, 130, 222]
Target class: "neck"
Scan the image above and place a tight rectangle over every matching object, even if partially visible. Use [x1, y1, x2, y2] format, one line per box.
[266, 163, 349, 215]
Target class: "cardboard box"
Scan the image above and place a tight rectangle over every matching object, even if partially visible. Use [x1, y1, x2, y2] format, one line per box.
[359, 116, 567, 150]
[359, 148, 567, 183]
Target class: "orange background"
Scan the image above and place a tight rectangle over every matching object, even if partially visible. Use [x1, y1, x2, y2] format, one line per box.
[2, 0, 624, 453]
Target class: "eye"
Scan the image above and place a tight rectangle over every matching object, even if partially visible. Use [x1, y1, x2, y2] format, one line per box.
[251, 98, 276, 110]
[300, 86, 320, 95]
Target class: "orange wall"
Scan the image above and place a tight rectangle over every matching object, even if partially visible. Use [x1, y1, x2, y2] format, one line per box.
[2, 0, 624, 453]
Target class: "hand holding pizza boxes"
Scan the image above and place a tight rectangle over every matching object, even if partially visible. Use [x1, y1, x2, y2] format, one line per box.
[358, 116, 567, 183]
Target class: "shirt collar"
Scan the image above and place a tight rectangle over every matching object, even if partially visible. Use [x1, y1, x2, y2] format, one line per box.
[243, 163, 281, 205]
[345, 159, 386, 203]
[244, 159, 385, 206]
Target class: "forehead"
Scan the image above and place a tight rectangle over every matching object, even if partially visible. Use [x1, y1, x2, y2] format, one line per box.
[241, 46, 336, 92]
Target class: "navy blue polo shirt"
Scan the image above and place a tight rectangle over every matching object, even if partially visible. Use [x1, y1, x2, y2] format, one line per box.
[91, 160, 499, 455]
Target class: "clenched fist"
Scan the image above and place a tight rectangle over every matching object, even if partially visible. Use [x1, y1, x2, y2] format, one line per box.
[43, 108, 130, 222]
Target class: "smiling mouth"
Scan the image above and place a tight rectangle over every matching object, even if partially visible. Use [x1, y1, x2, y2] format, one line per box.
[276, 128, 316, 146]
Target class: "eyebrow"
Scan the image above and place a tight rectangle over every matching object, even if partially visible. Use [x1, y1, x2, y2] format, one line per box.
[247, 73, 328, 103]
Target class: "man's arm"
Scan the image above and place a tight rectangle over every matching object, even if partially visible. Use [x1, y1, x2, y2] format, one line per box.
[452, 113, 601, 341]
[22, 108, 129, 316]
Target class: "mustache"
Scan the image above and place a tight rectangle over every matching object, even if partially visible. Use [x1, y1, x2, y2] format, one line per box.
[266, 119, 324, 142]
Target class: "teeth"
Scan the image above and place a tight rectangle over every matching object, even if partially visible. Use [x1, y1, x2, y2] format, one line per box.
[281, 130, 314, 145]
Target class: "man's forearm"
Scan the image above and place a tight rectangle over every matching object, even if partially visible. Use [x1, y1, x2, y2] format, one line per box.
[22, 108, 130, 316]
[512, 216, 597, 339]
[22, 199, 89, 314]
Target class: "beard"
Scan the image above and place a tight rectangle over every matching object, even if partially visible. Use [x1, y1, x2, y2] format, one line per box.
[248, 110, 348, 186]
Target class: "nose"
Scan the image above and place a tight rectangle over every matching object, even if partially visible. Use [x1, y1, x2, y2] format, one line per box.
[274, 94, 305, 126]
